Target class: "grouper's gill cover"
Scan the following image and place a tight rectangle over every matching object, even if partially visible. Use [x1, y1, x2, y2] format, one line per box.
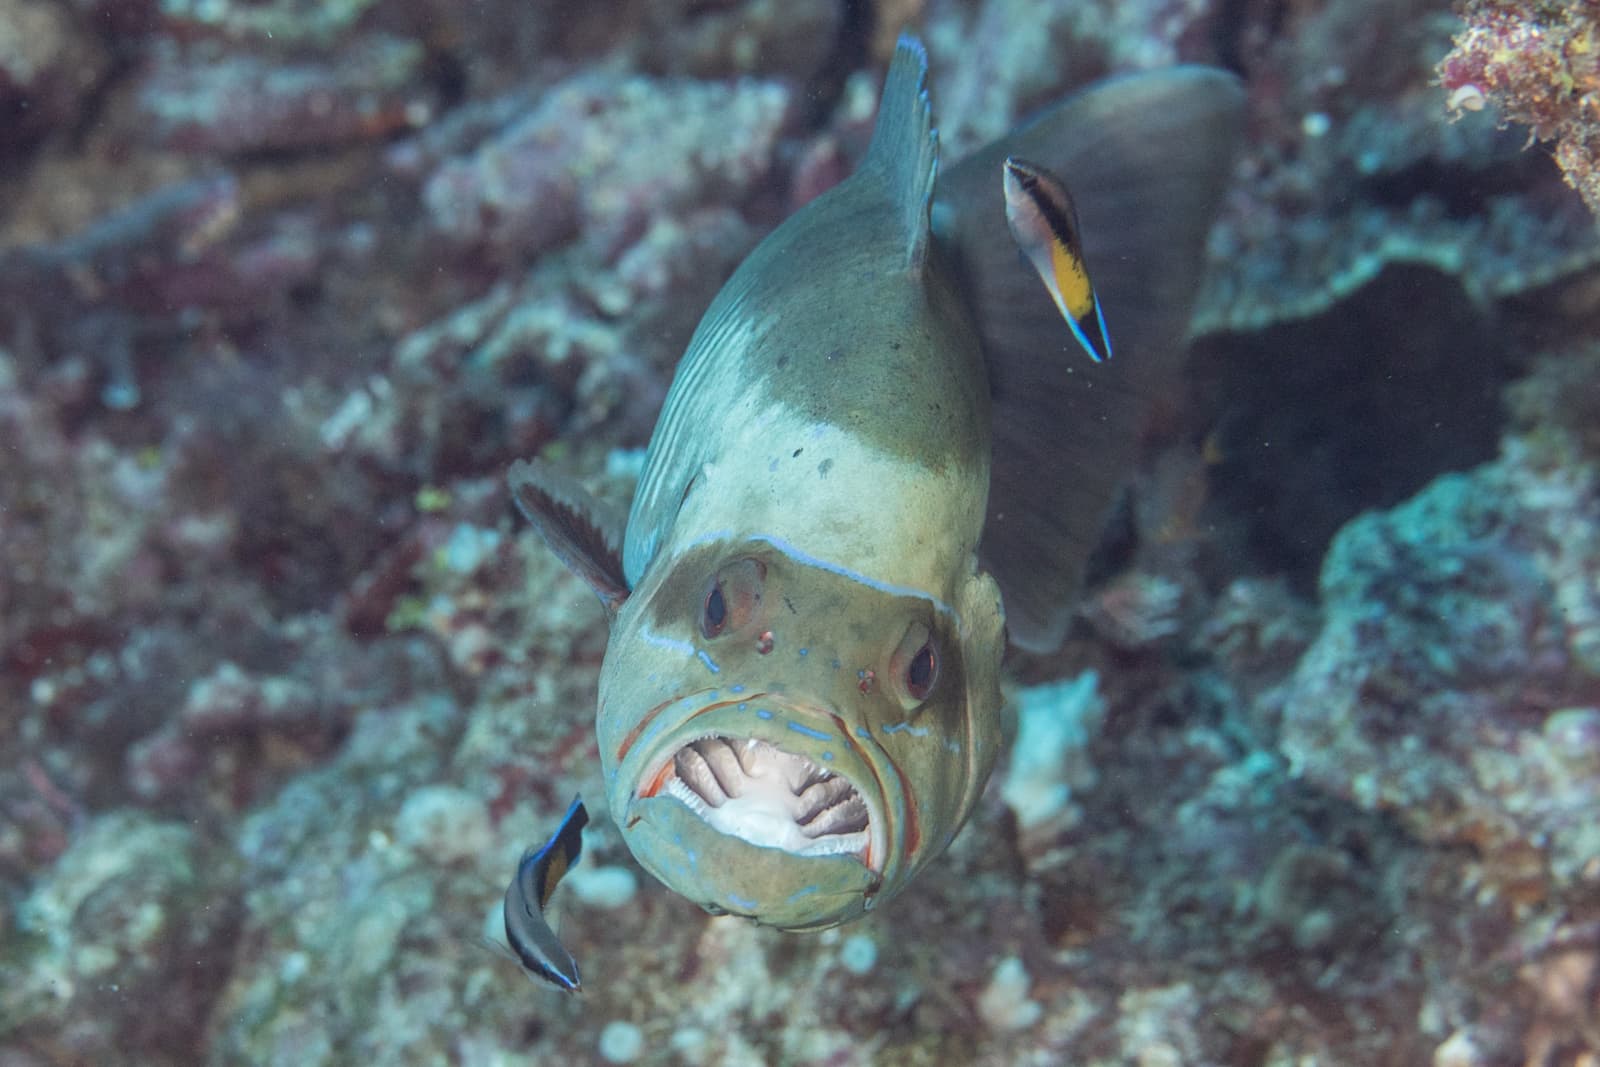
[508, 37, 1243, 930]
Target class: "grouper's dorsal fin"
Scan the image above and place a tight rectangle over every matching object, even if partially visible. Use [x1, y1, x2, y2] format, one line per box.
[508, 458, 630, 622]
[864, 35, 939, 272]
[934, 67, 1245, 652]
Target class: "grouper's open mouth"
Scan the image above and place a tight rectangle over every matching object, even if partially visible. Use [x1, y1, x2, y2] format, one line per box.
[637, 736, 878, 868]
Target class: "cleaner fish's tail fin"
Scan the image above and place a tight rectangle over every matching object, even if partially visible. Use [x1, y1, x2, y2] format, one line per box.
[934, 67, 1245, 652]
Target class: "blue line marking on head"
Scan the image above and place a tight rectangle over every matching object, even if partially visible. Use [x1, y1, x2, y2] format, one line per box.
[752, 535, 956, 616]
[738, 702, 749, 711]
[786, 885, 820, 903]
[882, 722, 930, 737]
[822, 751, 834, 761]
[855, 727, 872, 739]
[787, 721, 831, 742]
[680, 530, 956, 616]
[731, 684, 745, 694]
[696, 650, 721, 674]
[728, 893, 759, 910]
[640, 624, 697, 658]
[798, 648, 809, 657]
[756, 709, 774, 720]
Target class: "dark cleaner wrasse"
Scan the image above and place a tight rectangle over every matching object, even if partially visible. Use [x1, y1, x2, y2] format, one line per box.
[510, 37, 1243, 930]
[502, 796, 588, 992]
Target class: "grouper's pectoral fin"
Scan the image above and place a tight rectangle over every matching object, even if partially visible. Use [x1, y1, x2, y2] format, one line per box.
[508, 458, 630, 621]
[934, 67, 1245, 652]
[864, 35, 939, 272]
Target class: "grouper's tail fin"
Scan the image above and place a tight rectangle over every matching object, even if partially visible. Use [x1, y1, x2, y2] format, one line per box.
[865, 35, 939, 271]
[934, 67, 1244, 652]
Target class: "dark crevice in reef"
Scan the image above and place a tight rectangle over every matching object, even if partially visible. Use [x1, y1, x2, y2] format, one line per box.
[1356, 143, 1569, 223]
[1210, 0, 1287, 79]
[1187, 265, 1509, 593]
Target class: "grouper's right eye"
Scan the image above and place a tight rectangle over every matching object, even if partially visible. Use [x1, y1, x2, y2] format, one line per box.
[889, 620, 939, 710]
[700, 558, 764, 639]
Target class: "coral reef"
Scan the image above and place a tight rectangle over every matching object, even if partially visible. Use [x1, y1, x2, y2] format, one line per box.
[0, 0, 111, 157]
[1, 0, 1598, 1062]
[1, 812, 240, 1062]
[420, 72, 789, 261]
[999, 671, 1105, 857]
[1196, 0, 1599, 335]
[138, 36, 434, 156]
[1440, 0, 1600, 219]
[1282, 346, 1600, 904]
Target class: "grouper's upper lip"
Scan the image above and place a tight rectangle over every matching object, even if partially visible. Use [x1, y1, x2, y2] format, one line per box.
[631, 700, 887, 873]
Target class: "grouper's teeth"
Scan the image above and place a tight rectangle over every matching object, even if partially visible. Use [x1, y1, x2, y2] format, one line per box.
[794, 775, 855, 825]
[695, 738, 747, 798]
[664, 777, 713, 818]
[674, 744, 729, 806]
[654, 735, 872, 862]
[781, 757, 821, 794]
[801, 793, 869, 838]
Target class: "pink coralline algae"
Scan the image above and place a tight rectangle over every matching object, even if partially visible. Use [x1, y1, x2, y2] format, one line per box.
[1, 812, 240, 1064]
[1439, 0, 1600, 219]
[138, 35, 434, 155]
[125, 662, 321, 801]
[0, 174, 321, 408]
[422, 73, 791, 260]
[924, 0, 1224, 155]
[1080, 572, 1187, 653]
[629, 0, 842, 79]
[0, 0, 111, 156]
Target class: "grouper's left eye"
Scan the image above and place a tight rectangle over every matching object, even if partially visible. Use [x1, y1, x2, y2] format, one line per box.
[701, 558, 765, 639]
[704, 585, 727, 633]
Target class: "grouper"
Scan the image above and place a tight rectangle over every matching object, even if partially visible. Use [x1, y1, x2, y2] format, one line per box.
[510, 37, 1243, 932]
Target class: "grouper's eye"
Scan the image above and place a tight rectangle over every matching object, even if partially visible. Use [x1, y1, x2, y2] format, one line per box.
[890, 621, 939, 707]
[701, 558, 765, 639]
[704, 585, 727, 634]
[908, 644, 937, 699]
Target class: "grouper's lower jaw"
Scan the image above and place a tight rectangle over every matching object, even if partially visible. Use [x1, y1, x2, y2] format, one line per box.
[622, 732, 889, 929]
[623, 791, 884, 930]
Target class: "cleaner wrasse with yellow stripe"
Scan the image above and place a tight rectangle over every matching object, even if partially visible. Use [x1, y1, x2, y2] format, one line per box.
[1001, 156, 1112, 364]
[510, 38, 1243, 930]
[502, 796, 587, 992]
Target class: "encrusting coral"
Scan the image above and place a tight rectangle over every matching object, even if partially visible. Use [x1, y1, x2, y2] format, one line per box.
[1440, 0, 1600, 219]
